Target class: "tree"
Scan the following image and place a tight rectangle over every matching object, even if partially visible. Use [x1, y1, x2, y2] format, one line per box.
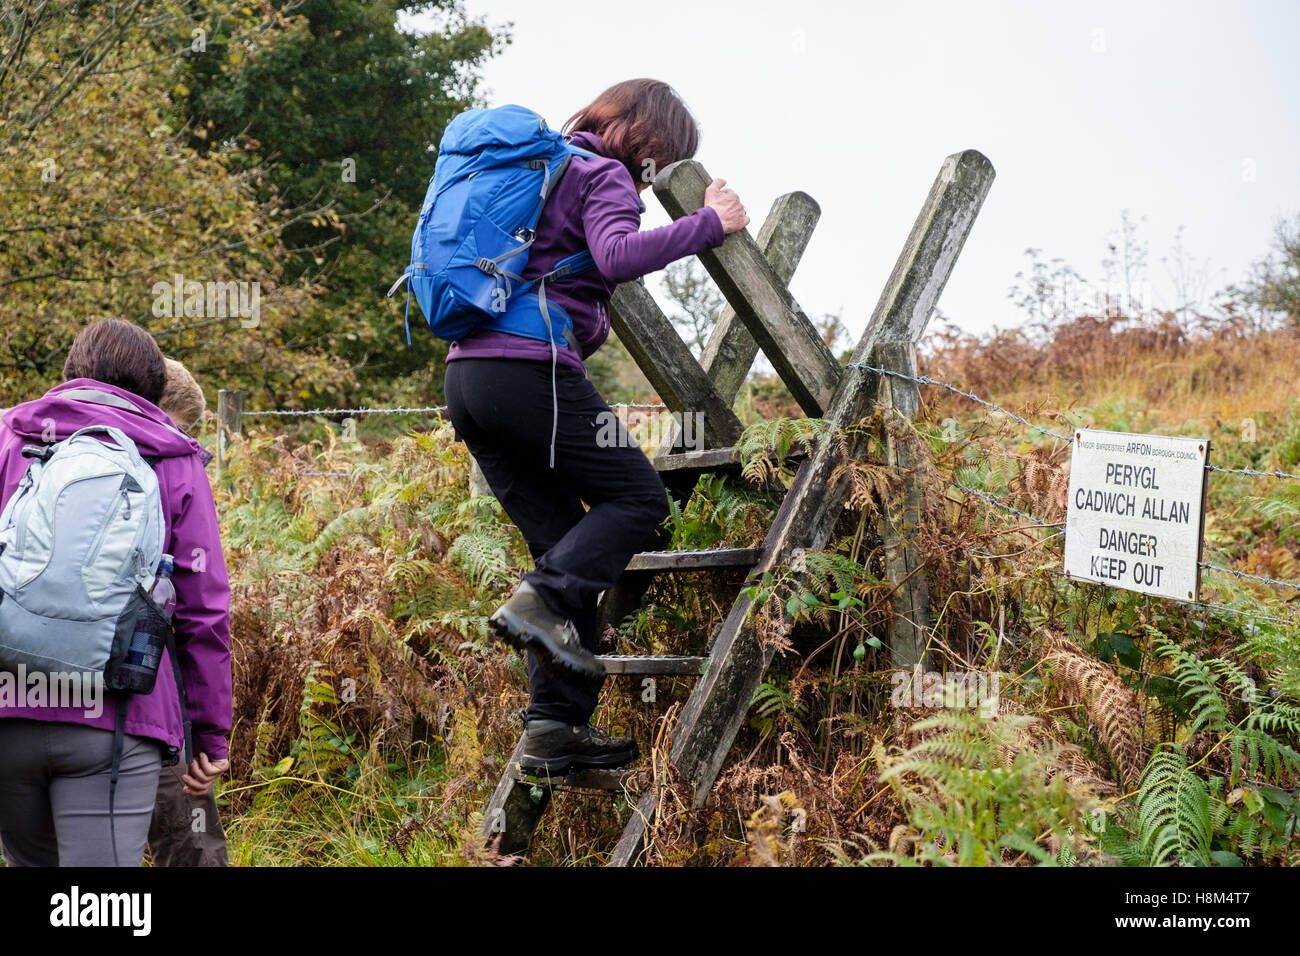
[1227, 214, 1300, 330]
[173, 0, 510, 395]
[661, 258, 722, 357]
[0, 1, 352, 406]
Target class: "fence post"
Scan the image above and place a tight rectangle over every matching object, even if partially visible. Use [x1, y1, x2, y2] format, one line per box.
[468, 455, 493, 499]
[216, 389, 243, 474]
[873, 341, 933, 671]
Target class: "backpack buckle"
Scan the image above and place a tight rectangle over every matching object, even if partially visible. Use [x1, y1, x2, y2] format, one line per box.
[474, 257, 499, 276]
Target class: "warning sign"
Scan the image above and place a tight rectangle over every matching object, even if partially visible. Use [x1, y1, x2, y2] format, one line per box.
[1063, 428, 1210, 602]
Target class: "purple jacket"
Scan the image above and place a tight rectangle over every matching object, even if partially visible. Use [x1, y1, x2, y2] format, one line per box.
[0, 380, 232, 760]
[446, 130, 725, 371]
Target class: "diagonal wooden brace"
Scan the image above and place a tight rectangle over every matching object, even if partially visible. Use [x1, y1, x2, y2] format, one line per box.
[654, 190, 822, 458]
[654, 160, 842, 417]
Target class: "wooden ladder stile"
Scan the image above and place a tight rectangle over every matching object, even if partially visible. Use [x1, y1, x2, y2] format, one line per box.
[481, 150, 996, 864]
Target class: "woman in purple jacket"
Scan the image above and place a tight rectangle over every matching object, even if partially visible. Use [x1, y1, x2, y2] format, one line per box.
[0, 318, 232, 866]
[446, 79, 749, 774]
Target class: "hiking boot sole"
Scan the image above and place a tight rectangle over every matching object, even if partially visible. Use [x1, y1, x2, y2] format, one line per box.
[489, 606, 606, 679]
[519, 743, 640, 776]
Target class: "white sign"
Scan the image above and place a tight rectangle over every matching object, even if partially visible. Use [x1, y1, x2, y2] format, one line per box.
[1064, 428, 1209, 602]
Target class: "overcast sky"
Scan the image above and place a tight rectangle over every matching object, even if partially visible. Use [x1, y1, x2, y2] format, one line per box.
[405, 0, 1300, 344]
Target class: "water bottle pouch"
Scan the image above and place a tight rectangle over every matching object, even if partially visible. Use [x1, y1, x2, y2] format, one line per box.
[103, 585, 172, 695]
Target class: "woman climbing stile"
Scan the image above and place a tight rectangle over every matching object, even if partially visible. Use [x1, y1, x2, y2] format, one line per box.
[445, 78, 749, 773]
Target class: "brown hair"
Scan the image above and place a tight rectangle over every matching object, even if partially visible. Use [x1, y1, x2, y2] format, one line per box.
[62, 318, 167, 406]
[160, 357, 206, 432]
[563, 78, 701, 185]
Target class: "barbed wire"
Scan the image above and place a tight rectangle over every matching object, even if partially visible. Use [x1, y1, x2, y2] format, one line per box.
[239, 400, 667, 419]
[952, 480, 1065, 528]
[851, 362, 1300, 483]
[961, 544, 1299, 626]
[242, 405, 449, 418]
[1206, 462, 1300, 481]
[954, 478, 1300, 593]
[1200, 562, 1300, 591]
[851, 363, 1073, 442]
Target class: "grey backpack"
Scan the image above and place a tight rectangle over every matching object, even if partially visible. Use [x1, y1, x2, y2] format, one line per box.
[0, 424, 166, 685]
[0, 418, 193, 865]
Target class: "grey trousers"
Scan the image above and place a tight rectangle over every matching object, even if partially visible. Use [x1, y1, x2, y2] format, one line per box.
[147, 761, 228, 867]
[0, 718, 163, 867]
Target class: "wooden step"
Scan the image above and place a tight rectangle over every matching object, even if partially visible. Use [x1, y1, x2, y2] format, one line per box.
[597, 654, 705, 675]
[509, 762, 644, 792]
[625, 547, 762, 572]
[654, 446, 741, 474]
[652, 443, 809, 478]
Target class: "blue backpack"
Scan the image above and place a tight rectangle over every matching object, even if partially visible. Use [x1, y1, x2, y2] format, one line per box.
[388, 104, 598, 349]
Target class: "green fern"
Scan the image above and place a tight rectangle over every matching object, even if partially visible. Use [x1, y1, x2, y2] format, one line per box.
[868, 710, 1094, 866]
[1100, 631, 1300, 864]
[736, 417, 841, 485]
[446, 528, 513, 590]
[664, 473, 773, 550]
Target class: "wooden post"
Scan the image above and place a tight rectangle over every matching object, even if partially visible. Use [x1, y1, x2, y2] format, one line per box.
[482, 735, 551, 855]
[216, 389, 243, 474]
[874, 341, 933, 670]
[608, 279, 745, 449]
[468, 455, 493, 499]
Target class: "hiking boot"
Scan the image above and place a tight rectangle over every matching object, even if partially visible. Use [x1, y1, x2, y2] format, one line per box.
[489, 580, 605, 679]
[520, 723, 639, 775]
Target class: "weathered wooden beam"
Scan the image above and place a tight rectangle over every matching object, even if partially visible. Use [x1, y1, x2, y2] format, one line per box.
[625, 547, 762, 572]
[468, 454, 493, 498]
[610, 789, 657, 866]
[482, 733, 550, 855]
[609, 279, 744, 448]
[654, 191, 822, 457]
[874, 341, 933, 670]
[216, 389, 243, 475]
[652, 443, 811, 487]
[653, 445, 740, 474]
[654, 160, 841, 416]
[597, 654, 706, 675]
[856, 150, 997, 354]
[609, 149, 995, 865]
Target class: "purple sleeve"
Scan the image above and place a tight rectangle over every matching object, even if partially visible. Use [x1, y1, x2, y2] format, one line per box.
[581, 162, 726, 284]
[167, 456, 233, 761]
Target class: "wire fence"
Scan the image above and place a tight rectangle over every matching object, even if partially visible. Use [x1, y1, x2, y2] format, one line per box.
[239, 401, 667, 419]
[850, 362, 1300, 483]
[226, 359, 1300, 601]
[845, 362, 1300, 600]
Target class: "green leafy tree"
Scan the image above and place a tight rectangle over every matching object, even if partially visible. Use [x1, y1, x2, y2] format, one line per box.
[0, 0, 350, 405]
[173, 0, 510, 397]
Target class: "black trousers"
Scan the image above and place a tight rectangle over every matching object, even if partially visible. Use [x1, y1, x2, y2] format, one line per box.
[444, 357, 670, 725]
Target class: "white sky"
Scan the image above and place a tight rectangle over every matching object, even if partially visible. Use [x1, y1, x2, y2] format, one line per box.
[405, 0, 1300, 344]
